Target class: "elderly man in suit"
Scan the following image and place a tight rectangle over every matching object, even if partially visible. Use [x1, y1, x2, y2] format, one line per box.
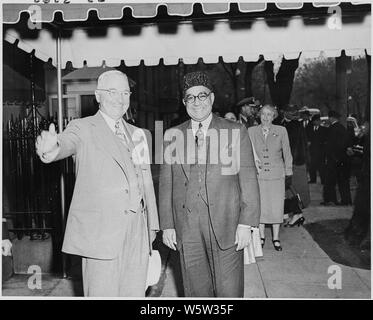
[35, 70, 159, 297]
[159, 71, 260, 297]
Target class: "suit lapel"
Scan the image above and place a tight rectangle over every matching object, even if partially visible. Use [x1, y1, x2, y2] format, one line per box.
[89, 112, 129, 181]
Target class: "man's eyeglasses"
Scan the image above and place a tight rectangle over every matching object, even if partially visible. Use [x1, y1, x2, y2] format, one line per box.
[97, 88, 132, 98]
[184, 92, 211, 104]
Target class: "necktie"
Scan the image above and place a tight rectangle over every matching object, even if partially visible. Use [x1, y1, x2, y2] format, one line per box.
[115, 120, 128, 144]
[195, 122, 204, 148]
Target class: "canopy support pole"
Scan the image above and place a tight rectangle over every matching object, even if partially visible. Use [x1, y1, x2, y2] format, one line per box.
[56, 30, 67, 279]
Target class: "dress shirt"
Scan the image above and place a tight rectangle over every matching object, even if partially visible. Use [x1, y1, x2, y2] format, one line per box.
[191, 113, 213, 138]
[99, 110, 129, 142]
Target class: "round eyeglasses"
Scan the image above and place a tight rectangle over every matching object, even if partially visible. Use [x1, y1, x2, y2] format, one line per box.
[97, 88, 132, 98]
[184, 92, 211, 104]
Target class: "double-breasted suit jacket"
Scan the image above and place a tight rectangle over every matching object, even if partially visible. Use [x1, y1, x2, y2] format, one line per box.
[248, 124, 293, 180]
[159, 115, 260, 250]
[55, 111, 159, 260]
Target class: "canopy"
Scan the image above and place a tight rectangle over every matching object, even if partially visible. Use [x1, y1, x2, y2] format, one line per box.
[2, 2, 362, 23]
[3, 2, 371, 67]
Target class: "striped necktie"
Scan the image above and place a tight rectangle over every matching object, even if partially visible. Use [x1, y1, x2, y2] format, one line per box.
[195, 122, 204, 148]
[115, 120, 129, 144]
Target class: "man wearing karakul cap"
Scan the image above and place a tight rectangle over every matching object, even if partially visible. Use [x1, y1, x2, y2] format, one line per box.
[159, 71, 260, 297]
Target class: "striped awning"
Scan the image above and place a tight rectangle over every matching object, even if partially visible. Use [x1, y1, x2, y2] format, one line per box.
[2, 2, 368, 23]
[3, 2, 371, 67]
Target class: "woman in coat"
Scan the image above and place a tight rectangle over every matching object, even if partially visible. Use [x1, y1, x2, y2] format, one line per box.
[248, 105, 293, 251]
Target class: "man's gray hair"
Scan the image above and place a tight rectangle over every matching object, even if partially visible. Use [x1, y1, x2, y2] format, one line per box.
[97, 70, 127, 88]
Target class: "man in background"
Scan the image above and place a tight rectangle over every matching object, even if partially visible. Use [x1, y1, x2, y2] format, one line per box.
[237, 97, 260, 128]
[306, 114, 327, 184]
[322, 110, 352, 206]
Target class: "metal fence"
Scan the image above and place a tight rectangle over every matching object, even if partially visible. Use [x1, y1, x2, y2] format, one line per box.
[3, 110, 75, 260]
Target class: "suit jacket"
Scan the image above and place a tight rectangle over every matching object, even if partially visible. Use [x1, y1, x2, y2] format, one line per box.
[248, 124, 293, 180]
[325, 121, 352, 164]
[306, 124, 327, 160]
[2, 220, 9, 240]
[282, 120, 308, 166]
[55, 111, 159, 260]
[159, 115, 260, 250]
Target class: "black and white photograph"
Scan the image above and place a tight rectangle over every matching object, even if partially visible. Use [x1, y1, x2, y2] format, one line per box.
[1, 0, 371, 303]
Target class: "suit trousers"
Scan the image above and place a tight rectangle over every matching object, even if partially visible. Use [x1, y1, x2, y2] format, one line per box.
[82, 207, 149, 297]
[178, 199, 244, 297]
[309, 153, 325, 184]
[323, 161, 352, 205]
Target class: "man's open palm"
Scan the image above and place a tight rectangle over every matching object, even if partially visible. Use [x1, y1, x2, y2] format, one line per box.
[36, 123, 59, 163]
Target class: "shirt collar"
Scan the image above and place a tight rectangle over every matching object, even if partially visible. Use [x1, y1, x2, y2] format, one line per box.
[99, 109, 122, 133]
[191, 113, 213, 135]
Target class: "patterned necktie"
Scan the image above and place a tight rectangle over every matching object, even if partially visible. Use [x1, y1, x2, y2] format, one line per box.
[115, 120, 128, 144]
[195, 122, 204, 148]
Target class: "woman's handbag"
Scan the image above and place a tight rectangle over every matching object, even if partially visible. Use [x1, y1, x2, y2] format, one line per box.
[284, 186, 304, 215]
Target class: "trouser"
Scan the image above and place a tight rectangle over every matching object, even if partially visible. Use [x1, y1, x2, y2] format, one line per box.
[309, 154, 325, 184]
[82, 207, 149, 297]
[323, 161, 352, 204]
[179, 200, 244, 297]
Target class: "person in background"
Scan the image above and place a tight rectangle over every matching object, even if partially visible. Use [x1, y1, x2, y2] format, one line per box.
[299, 110, 311, 129]
[248, 105, 293, 251]
[280, 105, 310, 218]
[321, 110, 352, 206]
[237, 97, 260, 128]
[306, 114, 327, 184]
[344, 121, 370, 248]
[224, 112, 237, 122]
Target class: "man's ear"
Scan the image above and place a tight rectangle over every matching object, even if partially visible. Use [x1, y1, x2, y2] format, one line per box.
[182, 99, 186, 107]
[210, 92, 215, 105]
[95, 90, 101, 104]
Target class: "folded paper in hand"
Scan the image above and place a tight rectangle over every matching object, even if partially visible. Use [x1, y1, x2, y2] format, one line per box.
[244, 227, 263, 265]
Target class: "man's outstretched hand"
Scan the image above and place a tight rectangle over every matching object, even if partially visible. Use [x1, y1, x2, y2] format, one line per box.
[36, 123, 60, 163]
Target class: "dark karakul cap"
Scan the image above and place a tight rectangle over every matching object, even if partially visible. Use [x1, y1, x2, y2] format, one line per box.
[183, 71, 213, 95]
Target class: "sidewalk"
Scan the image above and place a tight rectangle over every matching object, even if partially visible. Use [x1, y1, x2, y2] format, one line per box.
[160, 182, 371, 299]
[2, 182, 370, 298]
